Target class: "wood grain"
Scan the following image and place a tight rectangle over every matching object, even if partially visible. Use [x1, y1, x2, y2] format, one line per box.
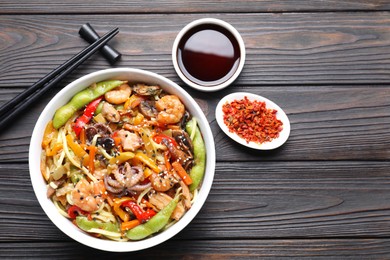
[1, 13, 390, 87]
[1, 0, 390, 14]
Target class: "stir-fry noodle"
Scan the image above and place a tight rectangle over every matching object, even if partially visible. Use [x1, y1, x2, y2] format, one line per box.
[41, 80, 206, 241]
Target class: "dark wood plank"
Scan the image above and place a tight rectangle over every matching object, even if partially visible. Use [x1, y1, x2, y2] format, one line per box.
[0, 0, 389, 14]
[2, 239, 390, 259]
[1, 13, 390, 88]
[2, 161, 390, 241]
[1, 85, 388, 162]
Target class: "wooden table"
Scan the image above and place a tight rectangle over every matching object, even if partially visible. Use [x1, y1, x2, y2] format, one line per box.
[1, 1, 390, 258]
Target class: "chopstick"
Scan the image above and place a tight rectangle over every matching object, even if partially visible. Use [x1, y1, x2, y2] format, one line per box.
[0, 27, 119, 130]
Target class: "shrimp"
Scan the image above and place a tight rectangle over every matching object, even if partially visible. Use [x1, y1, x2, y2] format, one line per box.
[155, 95, 185, 124]
[71, 179, 106, 212]
[149, 166, 179, 192]
[104, 83, 132, 104]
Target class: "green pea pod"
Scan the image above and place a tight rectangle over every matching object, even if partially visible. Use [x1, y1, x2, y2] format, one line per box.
[186, 118, 206, 191]
[75, 216, 119, 233]
[52, 80, 125, 129]
[95, 101, 104, 115]
[126, 193, 181, 240]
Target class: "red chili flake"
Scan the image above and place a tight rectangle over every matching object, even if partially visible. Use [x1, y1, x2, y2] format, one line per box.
[222, 96, 283, 144]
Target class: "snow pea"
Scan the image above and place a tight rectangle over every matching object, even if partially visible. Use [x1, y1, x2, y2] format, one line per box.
[52, 80, 125, 129]
[126, 193, 180, 240]
[186, 118, 206, 191]
[75, 216, 119, 233]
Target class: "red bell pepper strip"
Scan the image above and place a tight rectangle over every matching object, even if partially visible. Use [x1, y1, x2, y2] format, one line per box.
[72, 96, 103, 136]
[68, 205, 87, 219]
[142, 209, 157, 221]
[152, 134, 178, 147]
[122, 200, 156, 223]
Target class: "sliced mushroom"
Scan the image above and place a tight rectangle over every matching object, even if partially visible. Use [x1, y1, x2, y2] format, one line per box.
[96, 136, 115, 151]
[180, 111, 191, 129]
[172, 129, 194, 156]
[85, 123, 112, 142]
[139, 100, 158, 118]
[95, 123, 113, 135]
[132, 84, 162, 96]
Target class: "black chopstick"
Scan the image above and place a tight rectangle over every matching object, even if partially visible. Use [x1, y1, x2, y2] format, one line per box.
[0, 27, 119, 131]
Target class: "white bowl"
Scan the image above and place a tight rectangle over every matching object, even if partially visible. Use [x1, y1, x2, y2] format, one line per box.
[172, 18, 246, 92]
[29, 68, 216, 252]
[216, 92, 290, 150]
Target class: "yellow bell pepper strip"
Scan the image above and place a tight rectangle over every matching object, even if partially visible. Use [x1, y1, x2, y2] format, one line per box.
[112, 197, 132, 222]
[53, 80, 125, 129]
[42, 120, 57, 149]
[109, 152, 135, 165]
[172, 161, 193, 186]
[134, 151, 160, 173]
[72, 96, 103, 137]
[133, 112, 144, 125]
[66, 134, 89, 167]
[113, 203, 130, 222]
[46, 143, 63, 156]
[143, 167, 153, 179]
[124, 94, 145, 110]
[139, 128, 155, 158]
[185, 118, 206, 191]
[126, 193, 181, 240]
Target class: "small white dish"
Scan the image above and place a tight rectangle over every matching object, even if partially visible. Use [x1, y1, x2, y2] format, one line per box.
[215, 92, 290, 150]
[172, 18, 246, 92]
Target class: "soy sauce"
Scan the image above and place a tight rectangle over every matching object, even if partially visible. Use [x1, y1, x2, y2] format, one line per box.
[177, 24, 241, 86]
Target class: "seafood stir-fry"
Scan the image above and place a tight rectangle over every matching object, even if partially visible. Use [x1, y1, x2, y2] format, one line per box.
[41, 80, 206, 241]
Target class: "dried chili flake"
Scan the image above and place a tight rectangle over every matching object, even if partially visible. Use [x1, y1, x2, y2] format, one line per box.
[222, 96, 283, 144]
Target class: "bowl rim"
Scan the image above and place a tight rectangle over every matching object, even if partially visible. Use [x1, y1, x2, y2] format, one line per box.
[172, 18, 246, 92]
[29, 68, 216, 252]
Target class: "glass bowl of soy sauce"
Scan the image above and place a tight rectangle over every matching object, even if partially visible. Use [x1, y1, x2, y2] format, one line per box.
[172, 18, 246, 92]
